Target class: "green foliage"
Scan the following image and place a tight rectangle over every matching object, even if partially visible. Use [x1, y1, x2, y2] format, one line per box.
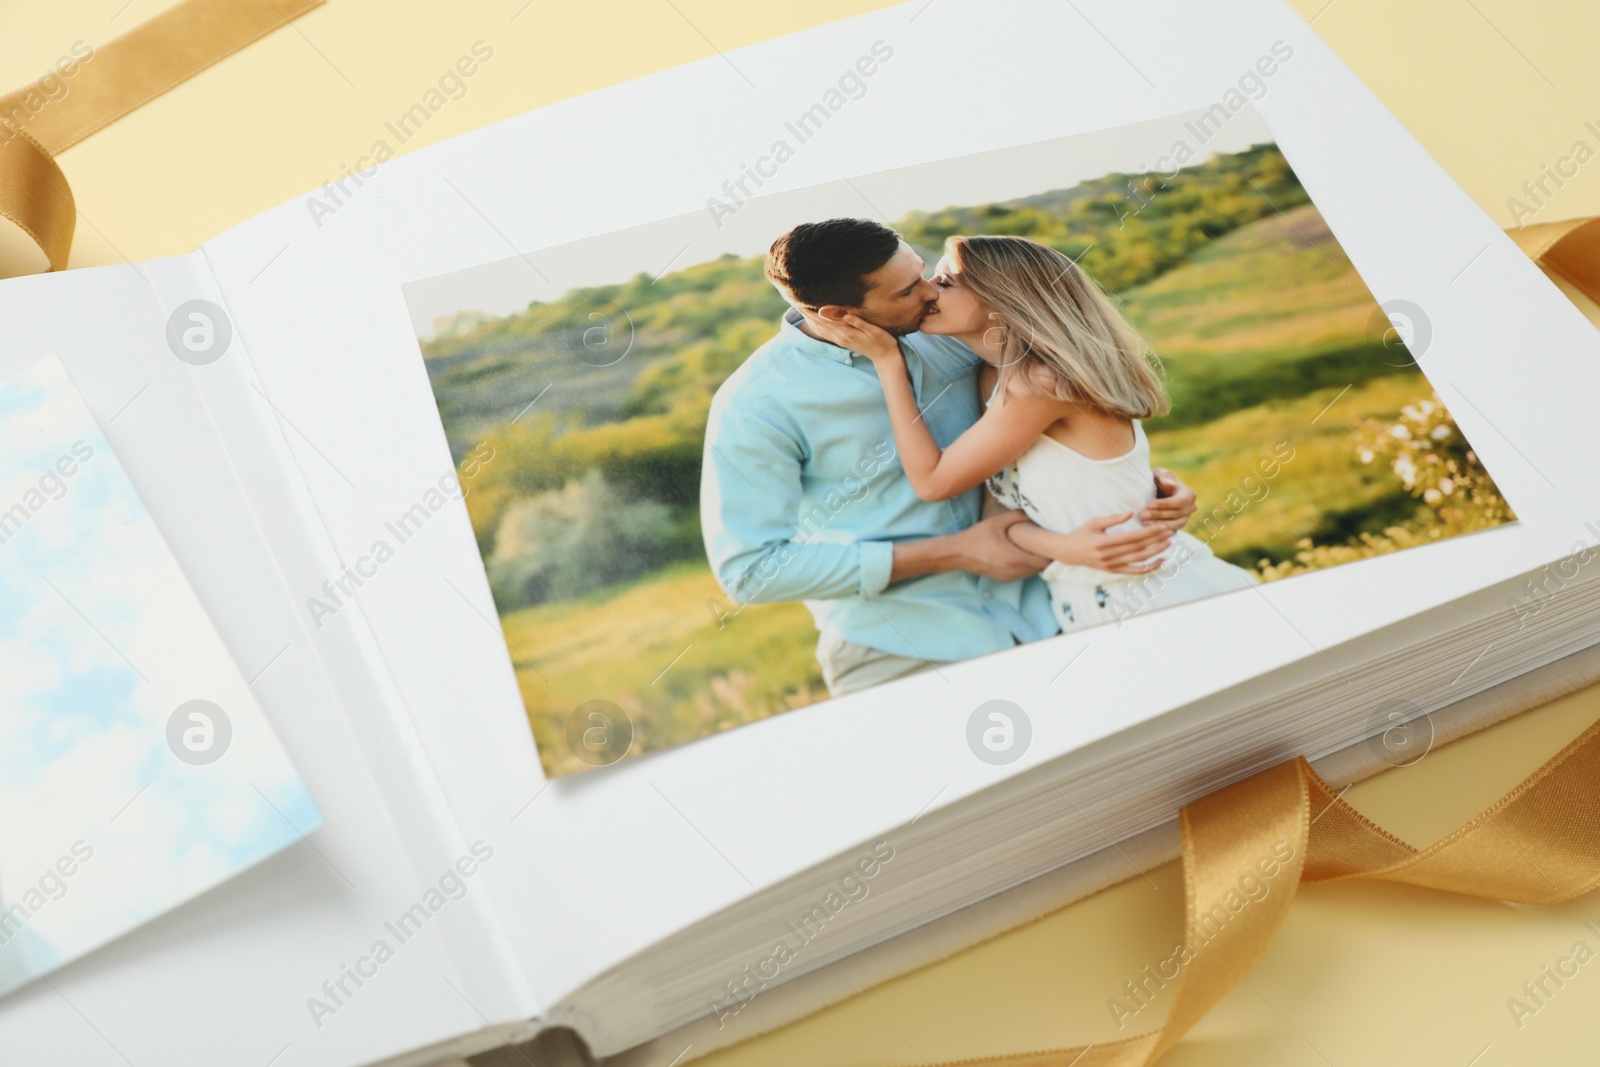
[486, 470, 696, 609]
[898, 143, 1304, 293]
[423, 255, 788, 460]
[464, 411, 702, 558]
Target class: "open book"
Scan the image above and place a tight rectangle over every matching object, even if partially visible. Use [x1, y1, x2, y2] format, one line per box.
[3, 2, 1599, 1065]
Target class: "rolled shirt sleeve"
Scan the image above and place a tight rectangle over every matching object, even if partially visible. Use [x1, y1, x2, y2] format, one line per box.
[702, 396, 894, 605]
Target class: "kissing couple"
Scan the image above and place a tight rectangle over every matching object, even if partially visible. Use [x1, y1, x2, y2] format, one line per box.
[701, 218, 1255, 697]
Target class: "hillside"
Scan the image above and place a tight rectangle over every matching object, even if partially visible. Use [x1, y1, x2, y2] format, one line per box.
[422, 143, 1310, 463]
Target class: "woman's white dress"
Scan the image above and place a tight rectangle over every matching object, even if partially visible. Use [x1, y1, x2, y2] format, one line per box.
[985, 395, 1258, 633]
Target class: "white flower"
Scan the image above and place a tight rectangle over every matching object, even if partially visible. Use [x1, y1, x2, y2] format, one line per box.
[1431, 424, 1451, 440]
[1390, 424, 1412, 440]
[1394, 456, 1418, 485]
[1359, 449, 1375, 464]
[1439, 478, 1454, 495]
[1424, 488, 1442, 504]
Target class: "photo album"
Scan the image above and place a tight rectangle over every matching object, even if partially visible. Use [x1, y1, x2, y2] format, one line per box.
[2, 2, 1598, 1066]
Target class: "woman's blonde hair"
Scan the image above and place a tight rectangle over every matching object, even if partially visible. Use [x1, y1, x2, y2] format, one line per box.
[946, 235, 1169, 419]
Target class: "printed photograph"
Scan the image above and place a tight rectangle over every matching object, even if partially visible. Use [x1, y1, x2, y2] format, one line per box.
[402, 105, 1514, 777]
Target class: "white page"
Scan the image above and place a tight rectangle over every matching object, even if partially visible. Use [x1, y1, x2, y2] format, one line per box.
[195, 0, 1600, 1020]
[0, 261, 531, 1065]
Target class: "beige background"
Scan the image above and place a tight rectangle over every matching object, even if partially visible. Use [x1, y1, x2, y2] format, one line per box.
[3, 1, 1598, 1064]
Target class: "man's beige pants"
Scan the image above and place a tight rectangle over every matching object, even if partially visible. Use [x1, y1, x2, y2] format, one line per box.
[816, 630, 941, 697]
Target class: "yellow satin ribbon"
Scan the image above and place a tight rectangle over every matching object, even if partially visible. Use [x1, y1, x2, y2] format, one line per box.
[1507, 217, 1600, 306]
[0, 0, 323, 274]
[922, 712, 1600, 1067]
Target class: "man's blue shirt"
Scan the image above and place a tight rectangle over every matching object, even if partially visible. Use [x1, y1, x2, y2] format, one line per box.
[701, 310, 1059, 661]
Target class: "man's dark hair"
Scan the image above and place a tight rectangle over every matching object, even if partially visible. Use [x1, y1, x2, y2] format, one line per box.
[765, 218, 902, 309]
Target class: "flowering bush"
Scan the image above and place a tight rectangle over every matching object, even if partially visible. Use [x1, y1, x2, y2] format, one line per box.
[1260, 393, 1512, 579]
[1358, 396, 1512, 530]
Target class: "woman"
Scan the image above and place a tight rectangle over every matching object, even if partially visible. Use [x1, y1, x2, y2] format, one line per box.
[804, 234, 1256, 632]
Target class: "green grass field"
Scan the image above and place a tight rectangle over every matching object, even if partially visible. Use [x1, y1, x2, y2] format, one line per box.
[1150, 375, 1427, 567]
[503, 562, 823, 777]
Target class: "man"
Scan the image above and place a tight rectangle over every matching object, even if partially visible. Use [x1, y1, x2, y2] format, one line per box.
[701, 218, 1197, 696]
